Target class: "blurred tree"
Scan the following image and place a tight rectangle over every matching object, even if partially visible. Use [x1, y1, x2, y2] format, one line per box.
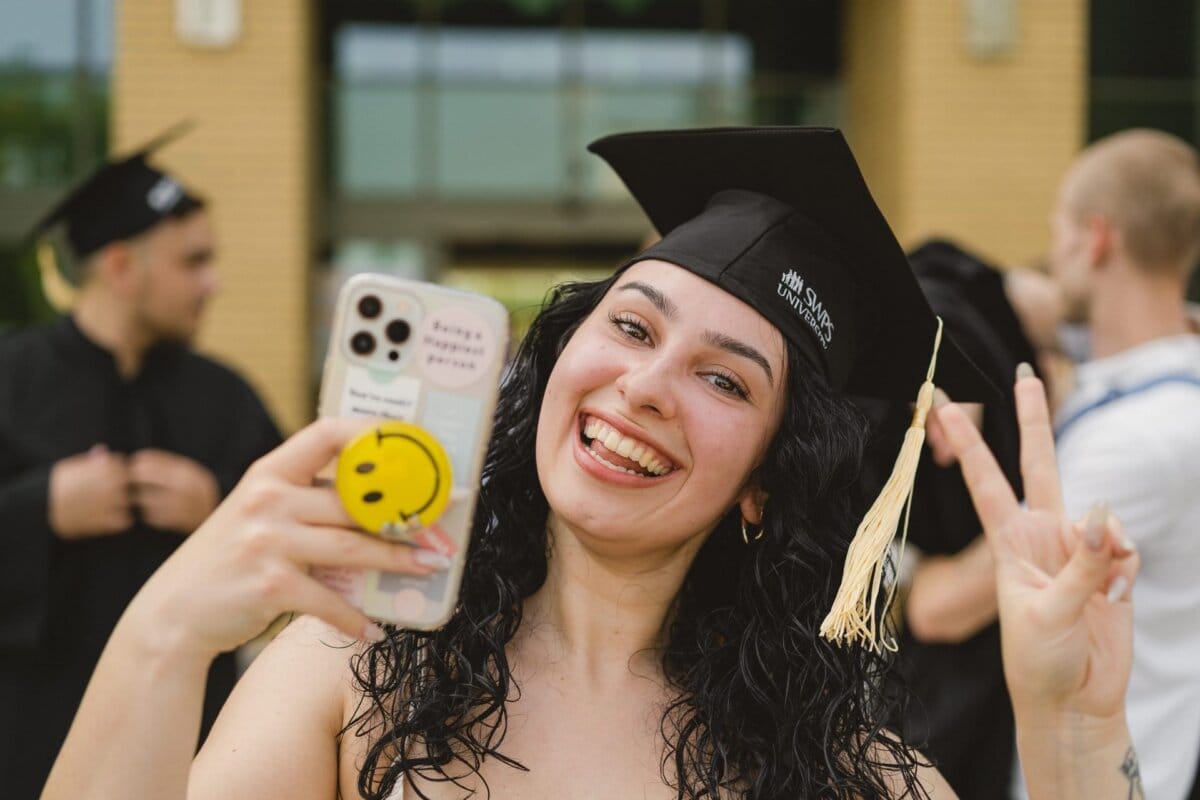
[0, 244, 55, 333]
[0, 66, 107, 188]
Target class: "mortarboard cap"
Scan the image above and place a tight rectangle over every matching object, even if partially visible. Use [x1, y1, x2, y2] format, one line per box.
[587, 127, 998, 650]
[28, 121, 205, 261]
[588, 127, 996, 403]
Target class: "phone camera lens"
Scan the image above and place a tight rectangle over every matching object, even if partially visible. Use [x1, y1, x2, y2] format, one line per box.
[350, 331, 376, 356]
[357, 295, 382, 319]
[385, 319, 411, 344]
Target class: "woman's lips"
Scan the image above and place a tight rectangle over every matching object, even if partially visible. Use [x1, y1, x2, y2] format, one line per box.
[579, 414, 674, 476]
[573, 413, 678, 484]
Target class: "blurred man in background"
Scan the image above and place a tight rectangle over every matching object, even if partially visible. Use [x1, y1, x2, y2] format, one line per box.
[0, 133, 281, 798]
[903, 131, 1200, 800]
[1041, 128, 1200, 800]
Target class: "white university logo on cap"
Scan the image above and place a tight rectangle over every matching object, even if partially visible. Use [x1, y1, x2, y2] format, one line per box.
[776, 269, 835, 349]
[146, 176, 184, 213]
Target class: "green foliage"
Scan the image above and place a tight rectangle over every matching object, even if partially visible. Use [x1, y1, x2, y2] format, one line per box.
[0, 66, 108, 188]
[0, 66, 105, 331]
[0, 243, 55, 333]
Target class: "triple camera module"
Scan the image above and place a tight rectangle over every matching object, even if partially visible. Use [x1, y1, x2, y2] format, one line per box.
[350, 293, 412, 363]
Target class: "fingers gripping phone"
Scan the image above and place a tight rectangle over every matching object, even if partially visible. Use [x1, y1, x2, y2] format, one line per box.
[315, 274, 508, 629]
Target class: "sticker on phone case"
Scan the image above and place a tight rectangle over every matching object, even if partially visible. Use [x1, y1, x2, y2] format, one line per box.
[341, 365, 420, 421]
[379, 567, 450, 604]
[417, 306, 496, 388]
[391, 588, 428, 621]
[419, 391, 483, 483]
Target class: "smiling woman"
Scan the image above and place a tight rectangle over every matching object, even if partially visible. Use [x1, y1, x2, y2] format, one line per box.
[44, 128, 1143, 800]
[337, 256, 909, 799]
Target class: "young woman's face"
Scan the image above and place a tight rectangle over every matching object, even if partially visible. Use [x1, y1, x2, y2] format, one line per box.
[536, 260, 788, 555]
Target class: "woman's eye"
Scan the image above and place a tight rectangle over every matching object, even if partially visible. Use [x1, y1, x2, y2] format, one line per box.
[705, 371, 748, 399]
[609, 313, 649, 342]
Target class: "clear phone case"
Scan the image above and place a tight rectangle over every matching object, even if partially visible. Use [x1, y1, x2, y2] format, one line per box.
[314, 274, 508, 628]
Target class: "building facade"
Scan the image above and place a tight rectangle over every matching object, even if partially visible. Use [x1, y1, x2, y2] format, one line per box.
[4, 0, 1195, 429]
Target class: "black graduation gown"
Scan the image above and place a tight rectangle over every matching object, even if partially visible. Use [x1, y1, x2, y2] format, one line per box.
[0, 316, 282, 799]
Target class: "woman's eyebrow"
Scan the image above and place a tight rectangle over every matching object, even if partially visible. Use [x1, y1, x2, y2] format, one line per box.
[617, 281, 678, 319]
[703, 331, 775, 387]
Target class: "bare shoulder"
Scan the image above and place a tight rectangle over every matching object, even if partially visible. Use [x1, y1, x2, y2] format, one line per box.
[868, 735, 959, 800]
[269, 613, 365, 673]
[236, 613, 364, 716]
[189, 615, 365, 800]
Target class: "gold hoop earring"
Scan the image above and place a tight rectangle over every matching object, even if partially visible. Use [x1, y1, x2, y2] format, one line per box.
[741, 517, 764, 544]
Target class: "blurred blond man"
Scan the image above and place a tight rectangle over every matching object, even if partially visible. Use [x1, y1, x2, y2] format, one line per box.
[1041, 129, 1200, 800]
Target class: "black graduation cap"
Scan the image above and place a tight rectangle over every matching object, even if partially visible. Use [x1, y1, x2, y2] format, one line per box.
[588, 127, 999, 650]
[587, 126, 996, 403]
[29, 122, 205, 261]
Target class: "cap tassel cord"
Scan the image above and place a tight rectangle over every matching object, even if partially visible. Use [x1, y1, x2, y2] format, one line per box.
[36, 242, 78, 312]
[819, 318, 944, 651]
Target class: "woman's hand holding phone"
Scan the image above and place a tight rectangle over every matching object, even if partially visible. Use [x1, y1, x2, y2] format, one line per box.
[43, 417, 446, 800]
[127, 416, 447, 658]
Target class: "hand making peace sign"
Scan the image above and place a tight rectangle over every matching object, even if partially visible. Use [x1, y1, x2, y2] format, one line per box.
[933, 366, 1144, 798]
[935, 366, 1139, 718]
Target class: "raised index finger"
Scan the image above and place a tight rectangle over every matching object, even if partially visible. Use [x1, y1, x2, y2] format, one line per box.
[249, 417, 378, 486]
[1015, 371, 1064, 514]
[934, 394, 1022, 535]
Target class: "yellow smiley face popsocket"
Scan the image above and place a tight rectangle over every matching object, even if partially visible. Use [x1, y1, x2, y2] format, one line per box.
[336, 421, 453, 538]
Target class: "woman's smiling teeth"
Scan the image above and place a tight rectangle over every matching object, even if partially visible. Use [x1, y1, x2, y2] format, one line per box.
[581, 416, 674, 477]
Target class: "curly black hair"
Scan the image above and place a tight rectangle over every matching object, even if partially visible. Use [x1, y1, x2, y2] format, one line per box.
[342, 275, 927, 799]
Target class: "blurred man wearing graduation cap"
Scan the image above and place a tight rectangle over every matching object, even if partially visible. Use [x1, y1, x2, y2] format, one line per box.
[0, 127, 282, 797]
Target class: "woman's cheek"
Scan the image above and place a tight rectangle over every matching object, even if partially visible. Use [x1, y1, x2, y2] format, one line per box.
[695, 410, 767, 477]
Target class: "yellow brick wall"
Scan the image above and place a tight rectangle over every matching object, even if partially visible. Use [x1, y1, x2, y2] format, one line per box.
[845, 0, 1086, 266]
[113, 1, 314, 432]
[844, 0, 911, 237]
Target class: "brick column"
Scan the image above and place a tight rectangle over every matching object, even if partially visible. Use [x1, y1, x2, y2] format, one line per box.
[844, 0, 1086, 265]
[113, 1, 315, 432]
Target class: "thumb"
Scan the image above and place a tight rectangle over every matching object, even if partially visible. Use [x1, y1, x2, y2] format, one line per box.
[89, 444, 109, 457]
[1046, 501, 1114, 624]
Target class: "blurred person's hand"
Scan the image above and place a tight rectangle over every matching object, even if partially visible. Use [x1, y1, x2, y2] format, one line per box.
[49, 445, 134, 539]
[937, 368, 1142, 797]
[129, 449, 221, 534]
[1186, 301, 1200, 333]
[1035, 350, 1076, 416]
[924, 401, 982, 467]
[1004, 267, 1066, 352]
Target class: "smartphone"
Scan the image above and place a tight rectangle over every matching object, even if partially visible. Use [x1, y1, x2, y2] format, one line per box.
[314, 274, 509, 629]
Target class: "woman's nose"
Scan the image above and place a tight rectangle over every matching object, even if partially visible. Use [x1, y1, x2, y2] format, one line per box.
[615, 355, 678, 418]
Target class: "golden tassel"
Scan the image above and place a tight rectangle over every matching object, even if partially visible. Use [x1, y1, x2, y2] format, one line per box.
[819, 318, 944, 651]
[36, 241, 79, 312]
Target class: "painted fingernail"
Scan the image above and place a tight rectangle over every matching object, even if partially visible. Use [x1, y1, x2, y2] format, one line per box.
[1016, 362, 1035, 381]
[362, 622, 386, 642]
[933, 388, 951, 409]
[413, 549, 452, 570]
[1106, 575, 1130, 603]
[1085, 501, 1108, 551]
